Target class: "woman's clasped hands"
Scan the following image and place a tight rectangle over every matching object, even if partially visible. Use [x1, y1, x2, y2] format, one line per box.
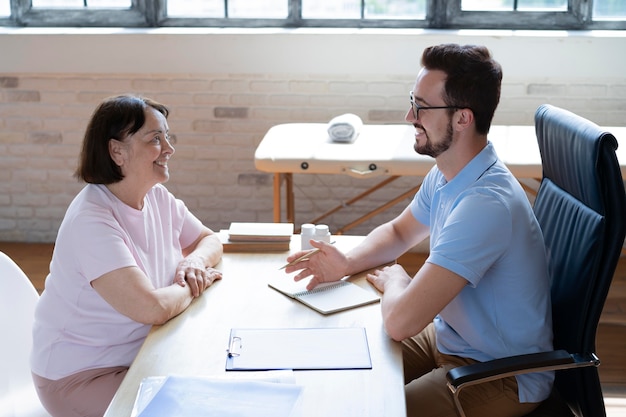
[175, 255, 222, 297]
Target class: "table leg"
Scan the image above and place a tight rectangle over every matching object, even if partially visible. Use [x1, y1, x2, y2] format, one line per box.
[286, 173, 295, 224]
[273, 173, 295, 224]
[273, 173, 282, 223]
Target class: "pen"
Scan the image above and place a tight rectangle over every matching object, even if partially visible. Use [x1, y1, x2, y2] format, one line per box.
[279, 241, 336, 270]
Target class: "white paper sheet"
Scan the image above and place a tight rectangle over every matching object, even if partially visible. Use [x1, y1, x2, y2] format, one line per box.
[132, 372, 302, 417]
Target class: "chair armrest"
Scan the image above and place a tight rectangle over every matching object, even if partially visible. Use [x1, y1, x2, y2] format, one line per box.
[446, 349, 600, 390]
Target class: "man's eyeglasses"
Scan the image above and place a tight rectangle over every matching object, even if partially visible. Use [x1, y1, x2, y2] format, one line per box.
[409, 91, 458, 120]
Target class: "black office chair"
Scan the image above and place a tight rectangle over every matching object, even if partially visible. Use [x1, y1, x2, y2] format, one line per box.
[446, 104, 626, 417]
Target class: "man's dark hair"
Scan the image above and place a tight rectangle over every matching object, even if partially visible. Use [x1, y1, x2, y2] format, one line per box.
[422, 44, 502, 135]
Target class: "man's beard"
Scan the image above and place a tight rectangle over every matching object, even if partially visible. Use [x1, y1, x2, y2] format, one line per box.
[414, 119, 454, 158]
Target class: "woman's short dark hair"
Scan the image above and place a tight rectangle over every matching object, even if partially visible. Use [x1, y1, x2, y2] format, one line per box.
[421, 44, 502, 135]
[74, 95, 169, 184]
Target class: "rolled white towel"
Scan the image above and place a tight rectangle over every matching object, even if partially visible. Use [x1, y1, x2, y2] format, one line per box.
[327, 113, 363, 143]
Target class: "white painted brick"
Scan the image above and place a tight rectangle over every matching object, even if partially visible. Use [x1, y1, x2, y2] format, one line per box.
[132, 78, 172, 91]
[249, 80, 290, 93]
[369, 110, 404, 122]
[193, 94, 231, 106]
[252, 108, 292, 121]
[62, 103, 100, 118]
[39, 91, 77, 104]
[329, 81, 368, 94]
[7, 144, 47, 158]
[58, 78, 99, 90]
[309, 95, 348, 107]
[231, 93, 268, 106]
[30, 132, 63, 144]
[0, 219, 19, 232]
[501, 82, 527, 97]
[94, 78, 135, 91]
[17, 217, 54, 232]
[526, 84, 568, 96]
[268, 94, 309, 106]
[22, 103, 64, 119]
[35, 206, 68, 219]
[1, 71, 625, 243]
[368, 81, 410, 95]
[17, 77, 59, 90]
[347, 95, 387, 108]
[6, 90, 41, 102]
[191, 119, 229, 133]
[608, 84, 626, 98]
[384, 94, 409, 109]
[61, 131, 84, 145]
[0, 131, 27, 143]
[210, 79, 249, 93]
[569, 84, 607, 97]
[44, 117, 83, 132]
[0, 76, 19, 88]
[288, 80, 328, 93]
[12, 193, 49, 207]
[171, 79, 210, 92]
[151, 92, 195, 106]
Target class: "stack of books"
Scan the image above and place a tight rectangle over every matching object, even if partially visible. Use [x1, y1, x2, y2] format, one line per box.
[219, 222, 294, 252]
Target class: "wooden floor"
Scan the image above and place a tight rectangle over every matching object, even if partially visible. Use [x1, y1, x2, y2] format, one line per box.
[1, 241, 625, 414]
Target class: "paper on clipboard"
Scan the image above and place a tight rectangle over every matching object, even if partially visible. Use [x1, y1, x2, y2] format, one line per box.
[225, 327, 372, 371]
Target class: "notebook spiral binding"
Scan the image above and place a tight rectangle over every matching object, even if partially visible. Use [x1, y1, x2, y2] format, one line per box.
[292, 281, 349, 298]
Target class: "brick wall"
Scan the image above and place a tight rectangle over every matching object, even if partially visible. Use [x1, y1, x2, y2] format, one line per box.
[1, 71, 624, 242]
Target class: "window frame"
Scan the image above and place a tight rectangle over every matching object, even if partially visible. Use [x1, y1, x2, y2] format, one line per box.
[1, 0, 624, 30]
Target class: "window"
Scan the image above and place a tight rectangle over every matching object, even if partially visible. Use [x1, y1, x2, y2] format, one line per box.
[0, 1, 9, 17]
[1, 0, 625, 29]
[593, 0, 626, 20]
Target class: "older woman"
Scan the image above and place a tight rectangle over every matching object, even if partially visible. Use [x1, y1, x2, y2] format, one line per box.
[30, 95, 223, 417]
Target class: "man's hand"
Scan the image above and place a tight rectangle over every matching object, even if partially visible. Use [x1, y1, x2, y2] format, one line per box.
[285, 240, 349, 290]
[366, 263, 412, 293]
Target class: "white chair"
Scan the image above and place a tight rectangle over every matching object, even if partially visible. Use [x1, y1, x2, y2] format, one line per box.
[0, 251, 50, 417]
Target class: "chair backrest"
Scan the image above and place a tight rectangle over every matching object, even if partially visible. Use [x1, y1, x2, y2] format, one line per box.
[0, 251, 50, 417]
[532, 104, 626, 417]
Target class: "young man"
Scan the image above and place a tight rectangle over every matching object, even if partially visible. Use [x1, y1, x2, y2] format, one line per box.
[285, 44, 553, 417]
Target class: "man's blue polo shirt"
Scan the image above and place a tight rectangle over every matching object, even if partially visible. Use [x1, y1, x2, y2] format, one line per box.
[410, 142, 553, 403]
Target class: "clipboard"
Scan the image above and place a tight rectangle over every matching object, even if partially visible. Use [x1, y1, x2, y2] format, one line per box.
[225, 327, 372, 371]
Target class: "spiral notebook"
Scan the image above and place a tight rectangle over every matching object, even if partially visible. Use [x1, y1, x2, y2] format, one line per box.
[268, 278, 380, 315]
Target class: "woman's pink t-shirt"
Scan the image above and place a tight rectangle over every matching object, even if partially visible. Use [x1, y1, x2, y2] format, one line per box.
[31, 184, 204, 380]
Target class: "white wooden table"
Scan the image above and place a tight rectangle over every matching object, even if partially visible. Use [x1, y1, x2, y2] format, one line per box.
[103, 235, 406, 417]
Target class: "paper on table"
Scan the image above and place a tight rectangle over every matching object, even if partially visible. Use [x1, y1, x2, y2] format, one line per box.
[132, 374, 303, 417]
[225, 327, 372, 371]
